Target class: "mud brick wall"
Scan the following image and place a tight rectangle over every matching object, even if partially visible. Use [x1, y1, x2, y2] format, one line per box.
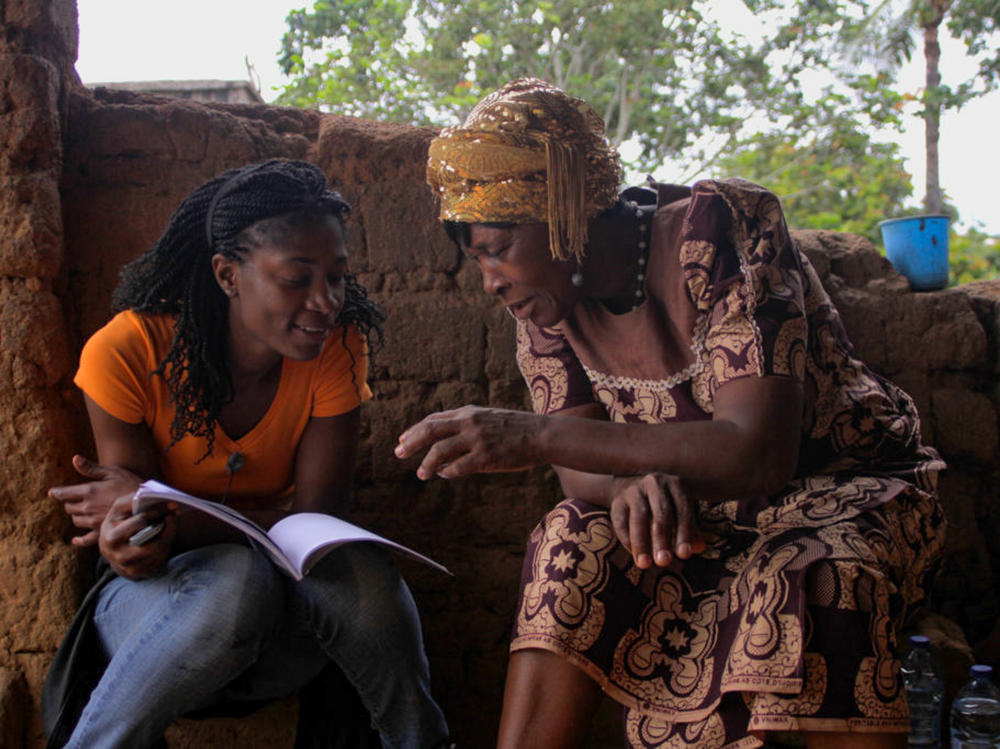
[1, 2, 999, 747]
[1, 1, 86, 746]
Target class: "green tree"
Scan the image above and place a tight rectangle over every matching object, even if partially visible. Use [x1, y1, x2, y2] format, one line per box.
[277, 0, 900, 176]
[279, 1, 762, 172]
[839, 0, 1000, 214]
[715, 114, 914, 242]
[277, 0, 1000, 250]
[950, 227, 1000, 284]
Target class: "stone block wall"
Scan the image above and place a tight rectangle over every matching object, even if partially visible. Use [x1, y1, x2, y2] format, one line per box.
[1, 2, 999, 746]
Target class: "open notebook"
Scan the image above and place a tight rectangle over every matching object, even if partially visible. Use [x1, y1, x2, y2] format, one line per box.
[132, 479, 450, 580]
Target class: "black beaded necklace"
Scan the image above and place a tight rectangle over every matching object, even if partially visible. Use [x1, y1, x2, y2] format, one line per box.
[630, 201, 653, 312]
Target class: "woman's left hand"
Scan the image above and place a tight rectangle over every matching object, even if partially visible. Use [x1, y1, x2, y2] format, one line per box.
[396, 405, 545, 479]
[610, 473, 706, 570]
[49, 454, 144, 547]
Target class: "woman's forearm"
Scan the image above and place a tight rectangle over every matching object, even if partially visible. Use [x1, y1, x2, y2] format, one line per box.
[397, 378, 802, 494]
[540, 418, 773, 498]
[537, 378, 803, 500]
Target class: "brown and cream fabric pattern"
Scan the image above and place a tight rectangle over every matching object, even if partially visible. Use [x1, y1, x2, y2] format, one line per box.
[512, 179, 946, 748]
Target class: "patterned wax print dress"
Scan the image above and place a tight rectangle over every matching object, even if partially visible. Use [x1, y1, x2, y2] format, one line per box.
[512, 179, 947, 748]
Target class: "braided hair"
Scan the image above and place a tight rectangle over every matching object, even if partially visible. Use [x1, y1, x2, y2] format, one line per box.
[113, 159, 384, 458]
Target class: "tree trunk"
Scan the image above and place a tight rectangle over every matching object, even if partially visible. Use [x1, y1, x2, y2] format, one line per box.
[922, 3, 946, 215]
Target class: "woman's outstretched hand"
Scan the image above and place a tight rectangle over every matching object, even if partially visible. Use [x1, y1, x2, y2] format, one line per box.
[99, 493, 177, 579]
[396, 405, 545, 479]
[610, 473, 706, 570]
[48, 455, 144, 547]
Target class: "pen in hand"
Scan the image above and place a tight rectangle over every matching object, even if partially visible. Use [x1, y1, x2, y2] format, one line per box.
[128, 519, 166, 546]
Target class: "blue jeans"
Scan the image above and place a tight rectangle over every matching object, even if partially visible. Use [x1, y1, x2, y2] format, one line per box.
[64, 543, 449, 749]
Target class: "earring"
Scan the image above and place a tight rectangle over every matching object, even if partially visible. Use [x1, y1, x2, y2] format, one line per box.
[571, 262, 584, 288]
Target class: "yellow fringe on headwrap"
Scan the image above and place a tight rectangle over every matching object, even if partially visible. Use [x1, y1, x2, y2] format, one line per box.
[544, 134, 587, 261]
[426, 77, 621, 261]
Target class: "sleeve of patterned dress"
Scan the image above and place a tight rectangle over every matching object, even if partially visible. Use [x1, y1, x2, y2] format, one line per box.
[515, 320, 596, 415]
[685, 180, 809, 401]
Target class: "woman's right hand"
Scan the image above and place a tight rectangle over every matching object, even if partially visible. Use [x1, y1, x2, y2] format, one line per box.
[48, 454, 144, 547]
[610, 473, 706, 570]
[98, 494, 177, 580]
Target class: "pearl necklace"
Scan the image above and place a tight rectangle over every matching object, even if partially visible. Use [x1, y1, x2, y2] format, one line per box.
[631, 201, 652, 311]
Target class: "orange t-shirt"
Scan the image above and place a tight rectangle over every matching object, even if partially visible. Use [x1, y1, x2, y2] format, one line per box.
[74, 310, 372, 508]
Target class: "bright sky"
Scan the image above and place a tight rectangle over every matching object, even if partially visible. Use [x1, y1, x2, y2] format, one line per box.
[74, 0, 999, 234]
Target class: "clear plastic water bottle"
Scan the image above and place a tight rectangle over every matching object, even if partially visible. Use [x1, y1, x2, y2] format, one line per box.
[901, 634, 944, 746]
[950, 664, 1000, 748]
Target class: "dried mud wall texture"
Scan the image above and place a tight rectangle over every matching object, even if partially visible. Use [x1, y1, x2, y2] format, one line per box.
[0, 1, 83, 747]
[62, 89, 320, 341]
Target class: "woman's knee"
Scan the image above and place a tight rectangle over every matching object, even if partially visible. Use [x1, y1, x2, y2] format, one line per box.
[168, 543, 285, 632]
[525, 497, 618, 575]
[297, 543, 419, 638]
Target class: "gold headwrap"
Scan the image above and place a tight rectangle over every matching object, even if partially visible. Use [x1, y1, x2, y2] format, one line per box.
[426, 78, 621, 261]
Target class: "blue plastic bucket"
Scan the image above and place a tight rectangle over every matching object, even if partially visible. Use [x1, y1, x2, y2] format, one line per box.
[878, 215, 950, 291]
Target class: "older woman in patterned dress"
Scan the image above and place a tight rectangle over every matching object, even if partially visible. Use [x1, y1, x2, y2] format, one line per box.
[395, 78, 947, 749]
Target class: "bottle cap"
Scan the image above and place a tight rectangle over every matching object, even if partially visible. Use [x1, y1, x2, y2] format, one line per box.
[909, 635, 930, 646]
[971, 664, 993, 678]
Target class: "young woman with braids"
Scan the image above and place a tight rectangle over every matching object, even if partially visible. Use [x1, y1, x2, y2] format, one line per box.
[44, 160, 451, 749]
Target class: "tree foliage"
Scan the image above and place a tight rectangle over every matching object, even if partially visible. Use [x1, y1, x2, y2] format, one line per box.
[278, 0, 903, 175]
[277, 0, 998, 263]
[841, 0, 1000, 106]
[950, 227, 1000, 284]
[837, 0, 1000, 212]
[715, 116, 913, 242]
[280, 1, 764, 172]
